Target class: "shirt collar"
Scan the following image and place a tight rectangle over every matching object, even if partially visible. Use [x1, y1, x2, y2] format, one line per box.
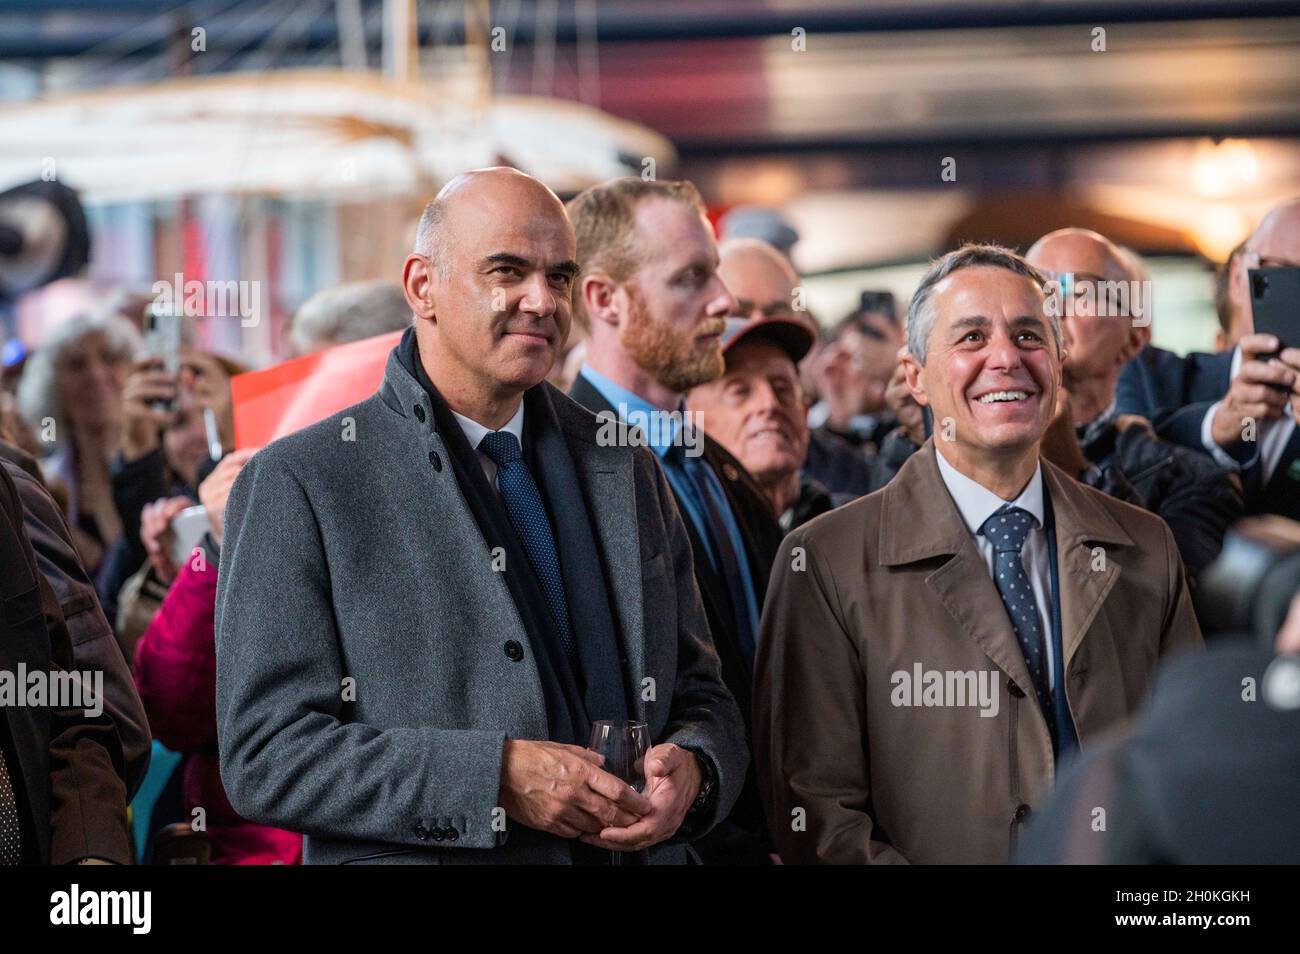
[454, 400, 525, 452]
[577, 364, 684, 460]
[1075, 399, 1119, 447]
[934, 448, 1045, 538]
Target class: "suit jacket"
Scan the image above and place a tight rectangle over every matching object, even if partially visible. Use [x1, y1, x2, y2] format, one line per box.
[569, 371, 783, 863]
[754, 440, 1204, 864]
[1117, 344, 1300, 519]
[215, 348, 747, 864]
[0, 441, 151, 800]
[0, 462, 135, 864]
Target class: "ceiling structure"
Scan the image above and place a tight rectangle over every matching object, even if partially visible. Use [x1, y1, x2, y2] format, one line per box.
[3, 1, 1297, 270]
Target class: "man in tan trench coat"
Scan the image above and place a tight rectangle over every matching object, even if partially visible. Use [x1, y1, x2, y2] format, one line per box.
[754, 243, 1203, 864]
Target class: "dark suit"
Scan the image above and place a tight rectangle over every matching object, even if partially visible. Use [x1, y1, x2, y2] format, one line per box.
[569, 372, 783, 864]
[0, 462, 135, 864]
[1117, 344, 1300, 520]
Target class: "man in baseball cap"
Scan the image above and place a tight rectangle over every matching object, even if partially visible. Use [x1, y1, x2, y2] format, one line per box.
[688, 239, 847, 531]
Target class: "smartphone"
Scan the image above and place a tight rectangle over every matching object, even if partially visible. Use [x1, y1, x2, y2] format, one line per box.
[1248, 266, 1300, 364]
[858, 290, 897, 322]
[145, 303, 182, 412]
[168, 504, 211, 567]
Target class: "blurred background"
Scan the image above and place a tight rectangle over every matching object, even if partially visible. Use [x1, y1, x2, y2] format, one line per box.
[3, 0, 1300, 364]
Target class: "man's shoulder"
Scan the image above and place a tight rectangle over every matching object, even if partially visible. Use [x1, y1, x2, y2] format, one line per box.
[1111, 415, 1233, 480]
[243, 393, 392, 480]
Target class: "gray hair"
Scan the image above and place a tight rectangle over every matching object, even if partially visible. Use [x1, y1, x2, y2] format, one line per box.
[16, 309, 143, 440]
[906, 243, 1058, 365]
[289, 281, 413, 355]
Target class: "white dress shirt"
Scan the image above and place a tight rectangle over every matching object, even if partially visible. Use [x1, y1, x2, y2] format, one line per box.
[935, 450, 1056, 689]
[451, 400, 526, 491]
[1200, 345, 1298, 483]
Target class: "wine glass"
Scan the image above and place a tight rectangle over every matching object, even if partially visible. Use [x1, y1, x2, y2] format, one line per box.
[587, 720, 651, 865]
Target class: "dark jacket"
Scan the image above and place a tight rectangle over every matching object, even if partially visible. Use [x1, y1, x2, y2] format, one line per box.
[1017, 643, 1299, 864]
[1117, 344, 1300, 521]
[0, 441, 151, 805]
[865, 417, 1241, 583]
[783, 474, 847, 533]
[0, 462, 134, 864]
[97, 448, 196, 630]
[804, 426, 876, 498]
[1078, 415, 1242, 581]
[570, 372, 783, 864]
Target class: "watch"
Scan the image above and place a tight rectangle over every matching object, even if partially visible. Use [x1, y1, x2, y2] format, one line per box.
[686, 749, 717, 815]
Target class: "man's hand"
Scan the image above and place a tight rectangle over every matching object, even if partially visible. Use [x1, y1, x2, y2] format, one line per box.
[578, 742, 701, 852]
[120, 357, 178, 461]
[140, 495, 193, 583]
[1210, 333, 1296, 448]
[1282, 345, 1300, 423]
[499, 739, 651, 839]
[198, 449, 257, 547]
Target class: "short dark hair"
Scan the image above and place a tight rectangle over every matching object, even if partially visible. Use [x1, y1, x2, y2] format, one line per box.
[906, 243, 1055, 365]
[565, 178, 708, 334]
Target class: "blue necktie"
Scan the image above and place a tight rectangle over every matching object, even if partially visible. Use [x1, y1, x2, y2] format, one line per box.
[478, 431, 578, 666]
[674, 449, 758, 663]
[980, 504, 1056, 738]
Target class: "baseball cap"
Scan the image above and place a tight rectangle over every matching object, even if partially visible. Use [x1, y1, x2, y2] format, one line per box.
[720, 314, 816, 366]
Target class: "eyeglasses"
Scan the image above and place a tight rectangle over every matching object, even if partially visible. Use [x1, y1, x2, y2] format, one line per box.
[1043, 271, 1106, 299]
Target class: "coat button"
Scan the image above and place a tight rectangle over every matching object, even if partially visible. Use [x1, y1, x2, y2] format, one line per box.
[413, 404, 426, 423]
[1014, 804, 1032, 823]
[1007, 680, 1025, 698]
[446, 828, 459, 842]
[722, 463, 739, 481]
[428, 450, 442, 471]
[431, 828, 445, 842]
[504, 640, 524, 661]
[413, 823, 429, 840]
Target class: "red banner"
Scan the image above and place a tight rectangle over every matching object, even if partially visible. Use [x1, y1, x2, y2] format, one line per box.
[230, 331, 403, 449]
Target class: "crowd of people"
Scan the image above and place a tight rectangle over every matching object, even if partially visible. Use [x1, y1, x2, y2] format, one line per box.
[1, 167, 1297, 865]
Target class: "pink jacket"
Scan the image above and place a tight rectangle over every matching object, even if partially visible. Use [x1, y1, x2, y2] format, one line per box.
[134, 555, 302, 865]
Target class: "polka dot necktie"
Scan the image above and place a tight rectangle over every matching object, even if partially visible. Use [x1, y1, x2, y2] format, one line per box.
[478, 430, 578, 667]
[0, 746, 21, 864]
[980, 504, 1056, 736]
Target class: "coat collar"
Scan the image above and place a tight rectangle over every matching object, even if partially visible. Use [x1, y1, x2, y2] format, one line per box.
[879, 440, 1135, 696]
[878, 440, 1132, 566]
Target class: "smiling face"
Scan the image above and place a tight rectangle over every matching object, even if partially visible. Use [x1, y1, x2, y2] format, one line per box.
[688, 338, 807, 487]
[905, 265, 1059, 465]
[618, 197, 735, 393]
[407, 170, 578, 400]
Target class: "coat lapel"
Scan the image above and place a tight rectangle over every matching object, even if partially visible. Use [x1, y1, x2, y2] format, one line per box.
[878, 441, 1036, 691]
[552, 392, 648, 723]
[1040, 461, 1132, 670]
